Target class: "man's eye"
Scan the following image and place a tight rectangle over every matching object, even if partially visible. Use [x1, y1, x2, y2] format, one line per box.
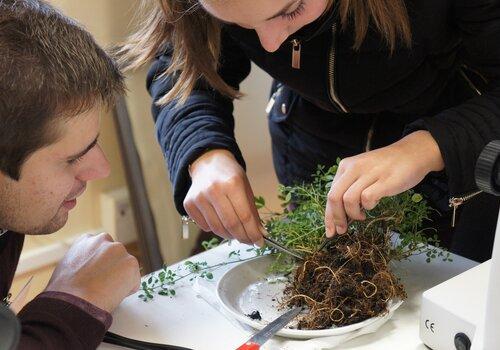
[281, 0, 306, 21]
[68, 155, 84, 165]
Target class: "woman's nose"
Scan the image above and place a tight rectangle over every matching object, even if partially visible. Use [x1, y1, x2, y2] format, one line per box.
[255, 25, 288, 52]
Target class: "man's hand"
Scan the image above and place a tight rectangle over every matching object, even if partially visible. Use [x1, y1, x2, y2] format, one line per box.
[325, 130, 444, 237]
[45, 233, 141, 313]
[184, 149, 266, 246]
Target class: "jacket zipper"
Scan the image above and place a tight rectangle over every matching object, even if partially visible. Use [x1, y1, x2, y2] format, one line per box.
[291, 39, 302, 69]
[265, 84, 284, 114]
[459, 68, 482, 96]
[365, 117, 377, 152]
[446, 67, 484, 227]
[449, 190, 483, 227]
[328, 22, 349, 113]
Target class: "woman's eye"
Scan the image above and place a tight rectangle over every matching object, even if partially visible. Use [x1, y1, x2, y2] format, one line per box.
[281, 0, 306, 21]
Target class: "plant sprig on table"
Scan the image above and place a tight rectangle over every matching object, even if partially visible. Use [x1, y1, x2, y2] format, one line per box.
[138, 239, 272, 302]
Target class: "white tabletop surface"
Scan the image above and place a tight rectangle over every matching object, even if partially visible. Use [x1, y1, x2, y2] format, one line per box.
[98, 241, 478, 350]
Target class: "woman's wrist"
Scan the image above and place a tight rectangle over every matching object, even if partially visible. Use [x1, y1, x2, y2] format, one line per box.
[397, 130, 445, 173]
[189, 149, 235, 178]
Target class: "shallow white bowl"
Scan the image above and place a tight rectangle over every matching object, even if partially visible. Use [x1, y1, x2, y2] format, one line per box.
[216, 255, 403, 339]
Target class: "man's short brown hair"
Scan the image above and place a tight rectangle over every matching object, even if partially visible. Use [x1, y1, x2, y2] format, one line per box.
[0, 0, 125, 180]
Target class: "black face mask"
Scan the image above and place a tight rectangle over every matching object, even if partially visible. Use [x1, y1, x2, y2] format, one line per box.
[0, 304, 20, 350]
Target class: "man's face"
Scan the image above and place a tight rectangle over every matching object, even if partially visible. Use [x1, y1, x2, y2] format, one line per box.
[0, 106, 110, 235]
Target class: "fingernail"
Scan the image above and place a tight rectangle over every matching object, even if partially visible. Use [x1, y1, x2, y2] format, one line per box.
[260, 226, 269, 236]
[255, 239, 265, 248]
[336, 225, 345, 234]
[326, 227, 334, 238]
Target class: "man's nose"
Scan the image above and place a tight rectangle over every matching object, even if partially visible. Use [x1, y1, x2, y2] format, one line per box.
[76, 144, 110, 182]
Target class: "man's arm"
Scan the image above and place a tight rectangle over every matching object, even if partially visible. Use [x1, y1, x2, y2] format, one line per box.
[17, 233, 141, 350]
[18, 292, 110, 349]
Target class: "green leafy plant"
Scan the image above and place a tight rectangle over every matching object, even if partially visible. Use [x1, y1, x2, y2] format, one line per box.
[258, 163, 451, 329]
[263, 163, 450, 270]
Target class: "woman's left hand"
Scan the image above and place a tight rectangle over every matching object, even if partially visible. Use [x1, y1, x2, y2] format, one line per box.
[325, 130, 445, 237]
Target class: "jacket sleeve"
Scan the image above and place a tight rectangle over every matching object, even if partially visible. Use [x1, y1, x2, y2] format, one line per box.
[17, 291, 111, 350]
[147, 27, 252, 215]
[405, 0, 500, 195]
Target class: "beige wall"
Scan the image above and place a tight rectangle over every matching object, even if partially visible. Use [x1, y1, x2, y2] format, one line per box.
[23, 0, 279, 264]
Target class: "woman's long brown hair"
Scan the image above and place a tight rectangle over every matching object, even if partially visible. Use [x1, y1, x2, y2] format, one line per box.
[117, 0, 411, 105]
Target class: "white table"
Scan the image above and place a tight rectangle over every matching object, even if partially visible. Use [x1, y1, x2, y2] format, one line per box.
[99, 242, 477, 350]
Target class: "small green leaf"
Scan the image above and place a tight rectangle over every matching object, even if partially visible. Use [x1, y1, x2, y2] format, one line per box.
[254, 196, 266, 209]
[159, 271, 166, 281]
[411, 193, 423, 203]
[228, 250, 241, 258]
[201, 237, 220, 251]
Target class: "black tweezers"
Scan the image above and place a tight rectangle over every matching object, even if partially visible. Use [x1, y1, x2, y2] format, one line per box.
[103, 331, 194, 350]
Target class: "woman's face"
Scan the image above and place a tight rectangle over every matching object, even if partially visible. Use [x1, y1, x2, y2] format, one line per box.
[200, 0, 330, 52]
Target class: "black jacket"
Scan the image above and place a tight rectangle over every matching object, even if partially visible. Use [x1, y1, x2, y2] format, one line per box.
[147, 0, 500, 260]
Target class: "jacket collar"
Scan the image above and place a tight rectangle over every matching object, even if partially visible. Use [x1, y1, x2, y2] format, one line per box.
[289, 1, 339, 43]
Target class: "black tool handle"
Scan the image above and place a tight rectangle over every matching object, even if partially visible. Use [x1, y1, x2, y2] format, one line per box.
[103, 331, 194, 350]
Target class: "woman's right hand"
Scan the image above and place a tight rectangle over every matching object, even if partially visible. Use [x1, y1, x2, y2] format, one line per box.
[184, 149, 266, 246]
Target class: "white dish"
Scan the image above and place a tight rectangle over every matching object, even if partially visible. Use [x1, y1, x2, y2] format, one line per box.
[216, 255, 403, 339]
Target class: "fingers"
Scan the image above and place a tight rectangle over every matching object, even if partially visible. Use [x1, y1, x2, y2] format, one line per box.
[326, 173, 403, 238]
[325, 171, 357, 237]
[194, 196, 232, 240]
[343, 176, 378, 220]
[361, 180, 397, 210]
[72, 232, 113, 255]
[245, 183, 268, 238]
[230, 183, 265, 246]
[184, 172, 264, 245]
[95, 232, 114, 242]
[212, 194, 253, 244]
[184, 199, 210, 232]
[125, 255, 141, 294]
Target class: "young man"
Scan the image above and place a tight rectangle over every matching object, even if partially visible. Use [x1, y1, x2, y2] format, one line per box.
[0, 0, 141, 348]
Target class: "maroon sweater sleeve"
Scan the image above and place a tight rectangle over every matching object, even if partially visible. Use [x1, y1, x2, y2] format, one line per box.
[17, 291, 112, 350]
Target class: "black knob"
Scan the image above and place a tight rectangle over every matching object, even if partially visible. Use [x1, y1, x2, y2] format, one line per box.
[454, 332, 471, 350]
[475, 140, 500, 195]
